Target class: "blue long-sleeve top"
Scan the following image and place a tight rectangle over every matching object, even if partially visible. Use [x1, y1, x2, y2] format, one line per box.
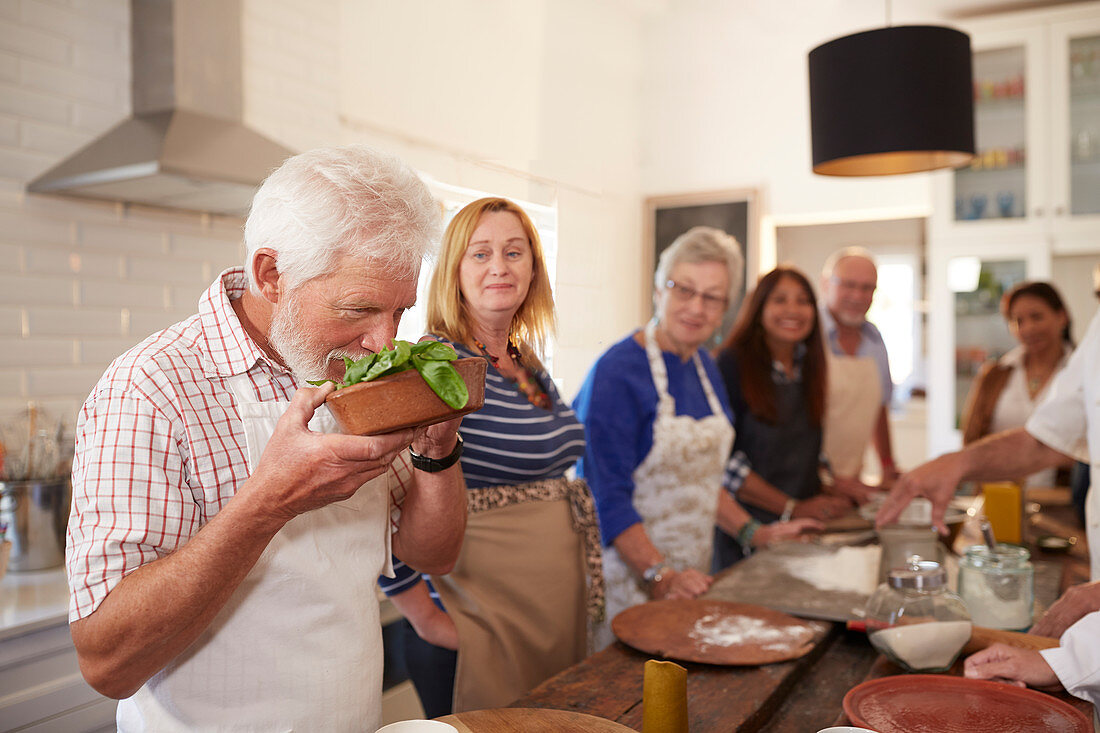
[573, 331, 734, 547]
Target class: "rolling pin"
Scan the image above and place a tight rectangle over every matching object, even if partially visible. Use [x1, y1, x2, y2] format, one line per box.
[846, 619, 1059, 655]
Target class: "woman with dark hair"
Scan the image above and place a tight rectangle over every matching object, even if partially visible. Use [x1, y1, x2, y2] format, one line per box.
[712, 266, 852, 569]
[960, 280, 1075, 487]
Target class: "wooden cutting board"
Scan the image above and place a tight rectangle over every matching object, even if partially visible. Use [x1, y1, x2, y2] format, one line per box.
[707, 542, 880, 622]
[611, 599, 826, 665]
[437, 708, 635, 732]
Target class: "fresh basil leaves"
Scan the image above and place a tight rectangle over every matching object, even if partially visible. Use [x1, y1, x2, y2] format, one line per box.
[309, 339, 469, 409]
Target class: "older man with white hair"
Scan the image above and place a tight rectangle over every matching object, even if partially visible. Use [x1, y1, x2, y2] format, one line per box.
[819, 247, 900, 502]
[65, 145, 467, 731]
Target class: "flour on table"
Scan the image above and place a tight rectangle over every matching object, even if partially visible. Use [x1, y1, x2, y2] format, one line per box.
[781, 545, 879, 595]
[688, 613, 812, 651]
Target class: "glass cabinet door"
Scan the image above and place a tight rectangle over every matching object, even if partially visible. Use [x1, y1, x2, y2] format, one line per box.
[953, 47, 1028, 223]
[1068, 34, 1100, 216]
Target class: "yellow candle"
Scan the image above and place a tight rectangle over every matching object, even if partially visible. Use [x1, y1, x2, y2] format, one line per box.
[642, 659, 688, 733]
[982, 482, 1022, 544]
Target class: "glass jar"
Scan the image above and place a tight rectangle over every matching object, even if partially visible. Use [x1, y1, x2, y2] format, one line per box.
[957, 544, 1034, 631]
[864, 556, 972, 673]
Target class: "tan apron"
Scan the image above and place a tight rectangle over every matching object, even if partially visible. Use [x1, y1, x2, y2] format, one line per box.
[432, 477, 603, 712]
[597, 321, 735, 650]
[118, 372, 397, 732]
[822, 351, 882, 479]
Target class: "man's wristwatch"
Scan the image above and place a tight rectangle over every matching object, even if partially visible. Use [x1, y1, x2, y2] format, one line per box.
[408, 434, 464, 473]
[642, 561, 675, 585]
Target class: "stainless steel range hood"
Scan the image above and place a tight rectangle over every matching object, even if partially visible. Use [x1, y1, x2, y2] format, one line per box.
[28, 0, 293, 217]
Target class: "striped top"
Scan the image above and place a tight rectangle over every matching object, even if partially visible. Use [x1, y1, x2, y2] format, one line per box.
[377, 337, 586, 601]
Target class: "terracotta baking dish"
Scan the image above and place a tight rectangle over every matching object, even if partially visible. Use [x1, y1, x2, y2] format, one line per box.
[325, 356, 487, 435]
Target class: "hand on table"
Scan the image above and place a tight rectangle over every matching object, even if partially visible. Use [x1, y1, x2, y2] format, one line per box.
[752, 518, 823, 547]
[964, 643, 1062, 691]
[792, 494, 851, 521]
[1030, 580, 1100, 639]
[652, 568, 712, 601]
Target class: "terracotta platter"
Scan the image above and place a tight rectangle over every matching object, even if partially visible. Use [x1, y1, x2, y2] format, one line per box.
[843, 675, 1090, 733]
[326, 357, 487, 435]
[612, 598, 821, 665]
[437, 708, 634, 732]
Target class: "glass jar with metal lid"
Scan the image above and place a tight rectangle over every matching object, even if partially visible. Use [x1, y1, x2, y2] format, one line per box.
[957, 543, 1034, 631]
[863, 555, 972, 673]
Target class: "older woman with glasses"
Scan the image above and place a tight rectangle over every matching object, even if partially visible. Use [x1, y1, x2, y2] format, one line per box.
[574, 227, 819, 648]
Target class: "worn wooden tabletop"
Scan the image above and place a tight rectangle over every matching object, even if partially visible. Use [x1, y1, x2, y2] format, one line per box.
[511, 492, 1095, 731]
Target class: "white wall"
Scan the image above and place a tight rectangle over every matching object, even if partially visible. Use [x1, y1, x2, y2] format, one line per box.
[639, 0, 962, 224]
[0, 0, 244, 428]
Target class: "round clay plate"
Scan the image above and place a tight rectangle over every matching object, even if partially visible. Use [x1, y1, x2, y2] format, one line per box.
[437, 708, 634, 732]
[611, 598, 819, 665]
[843, 674, 1091, 733]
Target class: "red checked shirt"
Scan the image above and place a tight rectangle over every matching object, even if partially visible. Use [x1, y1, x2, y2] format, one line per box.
[66, 267, 409, 621]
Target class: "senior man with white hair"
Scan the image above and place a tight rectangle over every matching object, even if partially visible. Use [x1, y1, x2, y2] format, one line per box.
[65, 145, 467, 731]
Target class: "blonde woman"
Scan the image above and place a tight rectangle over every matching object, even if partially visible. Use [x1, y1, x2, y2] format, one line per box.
[379, 198, 599, 714]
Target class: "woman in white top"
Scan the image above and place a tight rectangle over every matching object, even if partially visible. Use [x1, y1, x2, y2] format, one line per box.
[959, 281, 1075, 487]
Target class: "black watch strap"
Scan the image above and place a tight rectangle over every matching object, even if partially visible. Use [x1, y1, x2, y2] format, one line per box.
[409, 434, 463, 473]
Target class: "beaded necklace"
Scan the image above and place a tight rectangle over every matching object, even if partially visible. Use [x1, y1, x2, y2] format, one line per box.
[473, 338, 552, 410]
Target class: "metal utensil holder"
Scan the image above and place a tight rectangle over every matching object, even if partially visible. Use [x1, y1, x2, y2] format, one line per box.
[0, 478, 70, 571]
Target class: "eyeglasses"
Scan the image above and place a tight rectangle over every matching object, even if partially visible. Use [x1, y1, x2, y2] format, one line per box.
[664, 280, 729, 311]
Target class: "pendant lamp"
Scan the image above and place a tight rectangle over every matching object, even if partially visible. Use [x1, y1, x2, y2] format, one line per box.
[809, 24, 975, 176]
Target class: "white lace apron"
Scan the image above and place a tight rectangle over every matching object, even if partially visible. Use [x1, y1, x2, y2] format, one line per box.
[597, 321, 735, 649]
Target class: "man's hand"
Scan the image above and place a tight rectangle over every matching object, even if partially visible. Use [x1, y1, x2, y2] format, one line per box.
[753, 518, 823, 547]
[411, 413, 462, 459]
[1031, 581, 1100, 639]
[652, 568, 712, 601]
[245, 383, 415, 524]
[876, 453, 964, 533]
[964, 643, 1062, 691]
[793, 494, 852, 521]
[828, 475, 880, 506]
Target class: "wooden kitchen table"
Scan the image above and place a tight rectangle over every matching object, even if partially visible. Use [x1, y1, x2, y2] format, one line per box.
[511, 527, 1096, 732]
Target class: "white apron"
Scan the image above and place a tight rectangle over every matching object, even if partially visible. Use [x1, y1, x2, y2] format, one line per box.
[597, 322, 735, 649]
[823, 351, 882, 479]
[118, 373, 395, 732]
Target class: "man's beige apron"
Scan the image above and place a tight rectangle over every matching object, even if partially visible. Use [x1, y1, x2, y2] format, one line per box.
[118, 373, 395, 732]
[432, 477, 603, 712]
[597, 321, 735, 650]
[823, 351, 882, 479]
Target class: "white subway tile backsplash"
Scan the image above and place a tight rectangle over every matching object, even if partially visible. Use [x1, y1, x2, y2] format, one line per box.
[26, 305, 123, 336]
[21, 0, 119, 50]
[0, 81, 68, 125]
[70, 41, 126, 79]
[169, 233, 244, 264]
[0, 146, 53, 181]
[0, 209, 73, 245]
[0, 271, 74, 306]
[70, 102, 124, 133]
[0, 115, 17, 146]
[80, 278, 164, 308]
[0, 368, 28, 398]
[0, 306, 22, 334]
[127, 309, 192, 341]
[0, 19, 69, 64]
[169, 284, 209, 311]
[0, 49, 17, 83]
[26, 365, 107, 400]
[128, 255, 204, 285]
[0, 337, 74, 367]
[0, 240, 19, 270]
[77, 337, 139, 365]
[21, 119, 92, 156]
[25, 247, 120, 278]
[21, 58, 120, 106]
[80, 222, 166, 254]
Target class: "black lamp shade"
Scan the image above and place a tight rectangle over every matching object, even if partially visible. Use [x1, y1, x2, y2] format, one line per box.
[809, 25, 975, 176]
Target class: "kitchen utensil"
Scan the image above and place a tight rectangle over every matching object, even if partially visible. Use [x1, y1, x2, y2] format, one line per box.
[0, 403, 65, 481]
[436, 708, 635, 732]
[0, 477, 70, 571]
[843, 675, 1089, 732]
[611, 599, 821, 665]
[326, 357, 487, 435]
[376, 722, 456, 733]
